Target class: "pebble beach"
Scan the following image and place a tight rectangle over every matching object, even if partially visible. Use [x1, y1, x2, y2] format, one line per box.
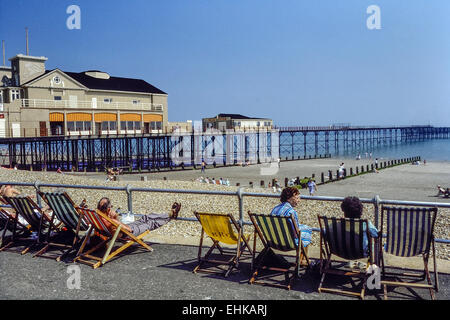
[1, 157, 449, 260]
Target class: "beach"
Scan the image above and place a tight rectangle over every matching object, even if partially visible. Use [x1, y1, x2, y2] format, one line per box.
[1, 157, 449, 260]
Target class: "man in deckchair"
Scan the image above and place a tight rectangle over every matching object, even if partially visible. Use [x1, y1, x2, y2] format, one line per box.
[97, 197, 181, 236]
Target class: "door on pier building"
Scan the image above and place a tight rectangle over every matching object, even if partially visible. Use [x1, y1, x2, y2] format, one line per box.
[40, 121, 47, 137]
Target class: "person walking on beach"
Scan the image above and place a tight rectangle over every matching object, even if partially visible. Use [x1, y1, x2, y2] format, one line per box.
[277, 157, 281, 168]
[338, 163, 345, 179]
[201, 160, 206, 173]
[97, 197, 181, 237]
[307, 178, 318, 196]
[270, 187, 312, 252]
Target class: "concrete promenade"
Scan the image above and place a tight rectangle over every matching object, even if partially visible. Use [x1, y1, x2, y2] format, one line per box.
[0, 240, 449, 301]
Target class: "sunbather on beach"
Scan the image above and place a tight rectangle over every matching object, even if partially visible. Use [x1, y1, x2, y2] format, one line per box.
[437, 185, 446, 196]
[97, 197, 181, 236]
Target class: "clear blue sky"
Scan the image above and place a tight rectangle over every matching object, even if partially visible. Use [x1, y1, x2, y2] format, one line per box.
[1, 0, 449, 127]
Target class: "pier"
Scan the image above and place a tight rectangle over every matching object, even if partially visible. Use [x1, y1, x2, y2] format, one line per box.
[0, 125, 448, 172]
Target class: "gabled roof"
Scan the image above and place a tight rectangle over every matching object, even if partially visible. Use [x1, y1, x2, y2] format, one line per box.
[64, 71, 166, 94]
[21, 69, 166, 94]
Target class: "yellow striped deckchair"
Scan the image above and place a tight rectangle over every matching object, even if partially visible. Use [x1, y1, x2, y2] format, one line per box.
[317, 215, 373, 299]
[193, 212, 253, 277]
[380, 206, 438, 300]
[74, 207, 152, 269]
[248, 212, 309, 290]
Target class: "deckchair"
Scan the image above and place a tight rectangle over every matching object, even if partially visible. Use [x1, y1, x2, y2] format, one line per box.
[1, 195, 58, 254]
[248, 212, 310, 290]
[193, 212, 253, 277]
[0, 206, 30, 250]
[74, 207, 152, 269]
[33, 191, 90, 261]
[317, 215, 373, 299]
[379, 206, 438, 300]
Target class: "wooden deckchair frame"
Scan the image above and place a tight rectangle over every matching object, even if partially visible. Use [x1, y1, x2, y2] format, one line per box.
[0, 206, 30, 250]
[248, 212, 309, 290]
[317, 215, 373, 299]
[193, 211, 253, 277]
[74, 207, 152, 269]
[34, 191, 89, 261]
[379, 206, 438, 300]
[0, 195, 58, 255]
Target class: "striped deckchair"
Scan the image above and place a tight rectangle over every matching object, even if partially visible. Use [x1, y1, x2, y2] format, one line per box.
[193, 212, 252, 277]
[34, 191, 90, 261]
[1, 195, 58, 254]
[380, 206, 438, 300]
[0, 207, 30, 250]
[74, 207, 152, 269]
[317, 215, 373, 299]
[248, 212, 309, 290]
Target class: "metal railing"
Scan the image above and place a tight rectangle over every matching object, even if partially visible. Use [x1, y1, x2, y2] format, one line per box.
[21, 99, 164, 112]
[1, 180, 449, 244]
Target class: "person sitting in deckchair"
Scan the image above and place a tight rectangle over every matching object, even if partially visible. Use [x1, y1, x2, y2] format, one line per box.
[97, 197, 181, 237]
[0, 184, 54, 224]
[270, 187, 312, 249]
[0, 184, 21, 197]
[340, 196, 378, 259]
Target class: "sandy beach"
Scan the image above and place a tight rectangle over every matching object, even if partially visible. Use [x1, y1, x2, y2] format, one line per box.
[1, 157, 449, 260]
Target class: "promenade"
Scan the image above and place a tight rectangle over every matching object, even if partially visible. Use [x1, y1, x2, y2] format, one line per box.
[1, 241, 449, 301]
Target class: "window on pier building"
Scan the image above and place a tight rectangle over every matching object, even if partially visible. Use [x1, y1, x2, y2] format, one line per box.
[10, 89, 20, 101]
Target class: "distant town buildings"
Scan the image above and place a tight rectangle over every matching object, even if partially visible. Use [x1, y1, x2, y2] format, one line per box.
[0, 53, 168, 137]
[202, 113, 273, 132]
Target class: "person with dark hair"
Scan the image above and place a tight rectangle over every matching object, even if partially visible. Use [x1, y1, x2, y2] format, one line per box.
[97, 197, 181, 236]
[270, 187, 312, 248]
[340, 196, 378, 258]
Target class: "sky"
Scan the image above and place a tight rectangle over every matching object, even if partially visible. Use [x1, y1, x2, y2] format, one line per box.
[1, 0, 449, 127]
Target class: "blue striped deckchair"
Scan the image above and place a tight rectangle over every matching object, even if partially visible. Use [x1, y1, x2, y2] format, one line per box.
[193, 212, 253, 277]
[1, 195, 57, 255]
[248, 212, 309, 290]
[34, 191, 90, 261]
[317, 215, 373, 299]
[380, 206, 438, 300]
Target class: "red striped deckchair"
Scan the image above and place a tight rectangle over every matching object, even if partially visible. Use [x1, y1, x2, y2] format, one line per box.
[74, 207, 152, 269]
[248, 212, 309, 290]
[317, 215, 373, 299]
[379, 206, 438, 300]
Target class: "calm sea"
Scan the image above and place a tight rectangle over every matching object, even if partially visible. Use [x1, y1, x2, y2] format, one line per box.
[335, 139, 450, 162]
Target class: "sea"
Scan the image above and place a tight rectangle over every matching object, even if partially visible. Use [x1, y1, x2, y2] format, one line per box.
[331, 139, 450, 162]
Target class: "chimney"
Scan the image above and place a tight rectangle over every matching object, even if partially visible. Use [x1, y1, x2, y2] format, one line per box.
[26, 27, 29, 56]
